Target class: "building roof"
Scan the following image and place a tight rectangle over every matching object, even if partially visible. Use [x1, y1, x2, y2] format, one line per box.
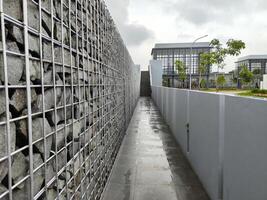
[151, 42, 211, 55]
[153, 42, 210, 49]
[237, 55, 267, 62]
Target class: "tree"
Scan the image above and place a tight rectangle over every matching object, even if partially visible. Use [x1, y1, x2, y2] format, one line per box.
[162, 76, 169, 87]
[217, 75, 226, 89]
[252, 68, 261, 88]
[199, 53, 214, 89]
[175, 60, 187, 88]
[239, 65, 254, 87]
[201, 38, 246, 91]
[200, 78, 207, 88]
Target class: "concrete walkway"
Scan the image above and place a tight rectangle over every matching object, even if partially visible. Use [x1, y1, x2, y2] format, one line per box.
[102, 98, 209, 200]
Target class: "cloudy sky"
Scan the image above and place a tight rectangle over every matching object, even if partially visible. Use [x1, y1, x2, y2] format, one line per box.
[106, 0, 267, 71]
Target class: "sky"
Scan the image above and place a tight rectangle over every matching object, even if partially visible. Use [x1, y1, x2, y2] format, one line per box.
[105, 0, 267, 72]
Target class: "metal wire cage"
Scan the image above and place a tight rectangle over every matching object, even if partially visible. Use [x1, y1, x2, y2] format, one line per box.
[0, 0, 140, 199]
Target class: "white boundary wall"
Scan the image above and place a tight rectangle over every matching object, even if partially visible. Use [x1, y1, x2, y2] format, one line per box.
[151, 86, 267, 200]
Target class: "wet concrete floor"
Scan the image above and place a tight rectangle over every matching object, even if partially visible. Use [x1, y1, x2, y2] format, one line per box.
[102, 97, 210, 200]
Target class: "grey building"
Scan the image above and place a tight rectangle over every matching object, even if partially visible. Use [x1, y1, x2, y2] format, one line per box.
[236, 55, 267, 74]
[151, 42, 211, 88]
[236, 55, 267, 87]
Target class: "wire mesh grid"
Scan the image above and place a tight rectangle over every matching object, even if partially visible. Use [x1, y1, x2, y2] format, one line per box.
[0, 0, 140, 199]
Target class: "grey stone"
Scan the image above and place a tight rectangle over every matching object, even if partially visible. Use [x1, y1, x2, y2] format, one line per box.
[47, 189, 67, 200]
[53, 149, 67, 173]
[0, 184, 8, 200]
[65, 87, 72, 105]
[10, 86, 38, 112]
[41, 0, 51, 11]
[12, 152, 28, 189]
[0, 88, 6, 115]
[65, 72, 78, 85]
[0, 55, 24, 85]
[53, 0, 61, 19]
[50, 106, 72, 125]
[31, 154, 45, 195]
[18, 117, 52, 158]
[46, 189, 57, 200]
[63, 26, 69, 45]
[54, 46, 62, 63]
[32, 118, 52, 158]
[44, 70, 53, 85]
[28, 0, 39, 31]
[17, 118, 27, 137]
[64, 49, 71, 66]
[12, 154, 44, 199]
[58, 178, 66, 190]
[54, 21, 62, 41]
[29, 60, 41, 81]
[28, 34, 39, 56]
[6, 41, 20, 53]
[8, 25, 24, 45]
[68, 141, 79, 158]
[72, 120, 81, 139]
[0, 113, 16, 181]
[73, 154, 84, 180]
[72, 54, 76, 67]
[45, 162, 55, 184]
[3, 0, 23, 21]
[42, 12, 52, 37]
[42, 41, 52, 61]
[51, 124, 71, 151]
[35, 87, 59, 111]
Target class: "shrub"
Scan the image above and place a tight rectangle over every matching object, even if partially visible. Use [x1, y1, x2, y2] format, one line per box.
[251, 89, 267, 94]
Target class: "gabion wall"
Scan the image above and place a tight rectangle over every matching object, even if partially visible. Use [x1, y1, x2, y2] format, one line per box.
[0, 0, 140, 199]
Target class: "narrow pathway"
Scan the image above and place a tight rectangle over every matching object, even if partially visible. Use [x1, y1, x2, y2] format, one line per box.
[102, 97, 209, 200]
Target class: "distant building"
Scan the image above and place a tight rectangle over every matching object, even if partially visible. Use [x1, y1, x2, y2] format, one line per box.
[236, 55, 267, 88]
[236, 55, 267, 74]
[208, 72, 235, 88]
[151, 42, 211, 88]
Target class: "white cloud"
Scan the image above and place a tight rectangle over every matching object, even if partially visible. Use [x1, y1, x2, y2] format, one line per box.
[106, 0, 267, 72]
[105, 0, 154, 47]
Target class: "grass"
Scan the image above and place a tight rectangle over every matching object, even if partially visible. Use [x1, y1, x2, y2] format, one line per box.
[238, 89, 267, 98]
[199, 88, 267, 99]
[200, 88, 247, 94]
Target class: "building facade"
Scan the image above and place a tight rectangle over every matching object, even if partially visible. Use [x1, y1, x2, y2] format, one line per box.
[151, 42, 211, 88]
[236, 55, 267, 88]
[236, 55, 267, 74]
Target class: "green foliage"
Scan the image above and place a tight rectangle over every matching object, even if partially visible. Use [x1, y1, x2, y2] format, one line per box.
[200, 53, 214, 71]
[208, 38, 246, 67]
[209, 39, 227, 67]
[239, 65, 254, 84]
[175, 60, 187, 82]
[162, 77, 168, 87]
[252, 68, 261, 75]
[232, 77, 238, 84]
[200, 79, 206, 88]
[251, 89, 267, 94]
[226, 39, 246, 56]
[201, 38, 246, 90]
[216, 75, 226, 88]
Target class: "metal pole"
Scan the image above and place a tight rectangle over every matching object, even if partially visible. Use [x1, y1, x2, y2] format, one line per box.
[189, 35, 208, 90]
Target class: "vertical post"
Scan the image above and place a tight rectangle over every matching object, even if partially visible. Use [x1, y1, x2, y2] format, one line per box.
[0, 1, 13, 199]
[190, 35, 208, 90]
[186, 90, 190, 153]
[189, 46, 193, 90]
[22, 0, 34, 199]
[218, 95, 225, 199]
